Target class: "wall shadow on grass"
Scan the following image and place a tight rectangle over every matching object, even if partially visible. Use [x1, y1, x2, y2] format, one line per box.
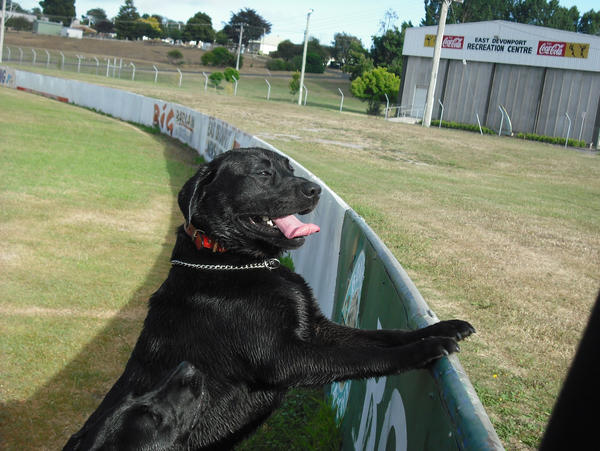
[1, 134, 198, 450]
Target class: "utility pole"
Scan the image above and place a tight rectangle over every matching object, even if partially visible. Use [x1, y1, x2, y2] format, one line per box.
[0, 0, 6, 63]
[298, 9, 313, 106]
[235, 23, 244, 70]
[423, 0, 461, 127]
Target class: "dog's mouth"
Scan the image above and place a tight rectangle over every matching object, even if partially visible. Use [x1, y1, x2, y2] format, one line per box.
[240, 212, 320, 241]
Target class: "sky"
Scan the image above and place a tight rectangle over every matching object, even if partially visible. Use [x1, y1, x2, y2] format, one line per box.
[14, 0, 599, 48]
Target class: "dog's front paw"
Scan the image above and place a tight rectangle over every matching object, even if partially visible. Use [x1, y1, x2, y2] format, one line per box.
[425, 319, 476, 341]
[413, 336, 460, 368]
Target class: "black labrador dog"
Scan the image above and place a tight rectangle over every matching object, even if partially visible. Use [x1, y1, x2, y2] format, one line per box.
[65, 147, 474, 450]
[66, 362, 206, 450]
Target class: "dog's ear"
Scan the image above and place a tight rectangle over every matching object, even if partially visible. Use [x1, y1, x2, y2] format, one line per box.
[178, 164, 215, 225]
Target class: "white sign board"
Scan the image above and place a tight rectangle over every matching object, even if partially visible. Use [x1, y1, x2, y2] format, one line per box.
[403, 21, 600, 72]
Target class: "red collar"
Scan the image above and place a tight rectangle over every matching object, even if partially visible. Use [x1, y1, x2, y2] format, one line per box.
[184, 223, 226, 253]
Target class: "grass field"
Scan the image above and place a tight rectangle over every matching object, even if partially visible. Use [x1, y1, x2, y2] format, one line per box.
[2, 57, 600, 449]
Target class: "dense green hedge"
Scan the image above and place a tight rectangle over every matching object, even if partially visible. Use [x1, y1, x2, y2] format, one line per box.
[429, 120, 589, 148]
[516, 132, 586, 148]
[431, 120, 495, 135]
[266, 58, 288, 71]
[202, 47, 242, 68]
[265, 52, 325, 73]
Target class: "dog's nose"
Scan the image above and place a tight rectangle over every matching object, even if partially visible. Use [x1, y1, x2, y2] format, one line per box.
[302, 182, 322, 199]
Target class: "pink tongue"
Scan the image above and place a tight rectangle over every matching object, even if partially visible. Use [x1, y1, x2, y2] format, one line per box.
[273, 215, 320, 239]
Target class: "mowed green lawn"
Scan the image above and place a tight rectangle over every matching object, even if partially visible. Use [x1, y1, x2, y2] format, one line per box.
[0, 87, 198, 448]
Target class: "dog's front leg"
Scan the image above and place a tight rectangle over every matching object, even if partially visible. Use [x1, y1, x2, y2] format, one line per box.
[315, 316, 475, 348]
[261, 337, 459, 388]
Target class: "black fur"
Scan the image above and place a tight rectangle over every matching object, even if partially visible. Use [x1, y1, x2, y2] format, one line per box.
[66, 362, 206, 450]
[65, 147, 475, 450]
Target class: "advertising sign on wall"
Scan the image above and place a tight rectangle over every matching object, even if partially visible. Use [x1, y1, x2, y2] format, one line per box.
[404, 21, 599, 72]
[0, 66, 16, 88]
[424, 33, 590, 59]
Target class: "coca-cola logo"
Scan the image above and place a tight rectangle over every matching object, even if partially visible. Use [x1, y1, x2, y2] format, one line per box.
[442, 35, 464, 49]
[537, 41, 566, 57]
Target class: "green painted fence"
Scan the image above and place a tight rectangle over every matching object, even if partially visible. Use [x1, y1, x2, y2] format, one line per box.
[329, 210, 503, 450]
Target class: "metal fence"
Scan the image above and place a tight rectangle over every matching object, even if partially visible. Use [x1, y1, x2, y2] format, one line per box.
[1, 44, 359, 115]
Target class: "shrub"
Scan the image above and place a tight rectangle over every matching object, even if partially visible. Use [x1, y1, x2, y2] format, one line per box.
[289, 71, 300, 96]
[266, 58, 287, 71]
[167, 49, 183, 64]
[223, 67, 240, 82]
[288, 55, 302, 71]
[431, 120, 495, 135]
[201, 47, 240, 68]
[516, 132, 586, 148]
[6, 17, 33, 31]
[304, 52, 326, 74]
[351, 67, 400, 115]
[208, 72, 224, 88]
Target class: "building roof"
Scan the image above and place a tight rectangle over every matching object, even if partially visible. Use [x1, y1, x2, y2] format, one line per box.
[403, 20, 600, 72]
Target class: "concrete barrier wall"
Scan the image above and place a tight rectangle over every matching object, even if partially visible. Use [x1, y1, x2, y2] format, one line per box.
[2, 68, 503, 450]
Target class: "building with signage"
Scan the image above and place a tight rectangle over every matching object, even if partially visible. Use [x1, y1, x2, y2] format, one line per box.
[399, 21, 600, 147]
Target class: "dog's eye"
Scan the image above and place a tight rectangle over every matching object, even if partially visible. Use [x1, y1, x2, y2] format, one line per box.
[258, 170, 272, 177]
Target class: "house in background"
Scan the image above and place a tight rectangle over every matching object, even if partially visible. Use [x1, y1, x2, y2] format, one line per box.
[33, 20, 63, 36]
[247, 34, 284, 55]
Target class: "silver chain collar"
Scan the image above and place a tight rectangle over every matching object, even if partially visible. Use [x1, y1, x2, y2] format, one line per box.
[171, 258, 280, 271]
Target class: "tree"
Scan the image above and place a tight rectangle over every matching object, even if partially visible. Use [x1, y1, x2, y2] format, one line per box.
[304, 52, 326, 73]
[274, 39, 301, 61]
[222, 8, 271, 46]
[342, 42, 373, 80]
[167, 49, 183, 64]
[95, 20, 114, 33]
[215, 30, 229, 45]
[422, 0, 595, 34]
[332, 33, 364, 66]
[422, 0, 513, 25]
[209, 72, 224, 89]
[165, 21, 184, 41]
[38, 0, 75, 24]
[85, 8, 107, 24]
[184, 12, 215, 43]
[578, 9, 600, 35]
[370, 21, 412, 77]
[84, 8, 113, 33]
[307, 37, 330, 62]
[136, 17, 162, 39]
[6, 16, 33, 31]
[7, 2, 28, 13]
[201, 47, 239, 67]
[223, 67, 240, 82]
[513, 0, 578, 30]
[289, 71, 300, 96]
[545, 3, 579, 31]
[114, 0, 140, 40]
[351, 67, 400, 115]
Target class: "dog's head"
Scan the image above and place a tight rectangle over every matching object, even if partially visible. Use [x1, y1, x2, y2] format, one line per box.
[72, 362, 206, 450]
[178, 148, 322, 258]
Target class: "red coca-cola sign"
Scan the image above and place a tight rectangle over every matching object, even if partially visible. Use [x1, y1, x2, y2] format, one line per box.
[537, 41, 566, 57]
[442, 35, 464, 49]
